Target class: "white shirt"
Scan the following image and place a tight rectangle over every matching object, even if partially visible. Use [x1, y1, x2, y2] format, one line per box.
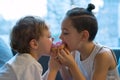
[0, 53, 43, 80]
[75, 43, 120, 80]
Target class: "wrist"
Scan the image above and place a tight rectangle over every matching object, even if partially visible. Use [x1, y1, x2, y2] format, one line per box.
[47, 69, 58, 80]
[69, 62, 78, 71]
[48, 68, 58, 74]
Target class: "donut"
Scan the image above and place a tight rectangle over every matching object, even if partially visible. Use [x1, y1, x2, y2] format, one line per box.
[51, 41, 65, 52]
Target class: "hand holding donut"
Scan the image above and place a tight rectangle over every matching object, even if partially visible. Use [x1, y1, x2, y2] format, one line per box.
[51, 41, 66, 61]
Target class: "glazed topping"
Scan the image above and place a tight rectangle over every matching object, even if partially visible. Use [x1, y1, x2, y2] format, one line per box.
[51, 41, 64, 51]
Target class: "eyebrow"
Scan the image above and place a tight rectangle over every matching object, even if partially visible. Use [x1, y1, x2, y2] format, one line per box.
[61, 28, 68, 31]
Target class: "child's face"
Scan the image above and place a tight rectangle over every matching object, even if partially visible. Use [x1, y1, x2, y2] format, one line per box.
[60, 18, 84, 51]
[37, 29, 53, 56]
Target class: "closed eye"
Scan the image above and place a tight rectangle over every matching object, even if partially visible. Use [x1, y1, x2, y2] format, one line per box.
[62, 30, 69, 35]
[63, 32, 69, 35]
[48, 35, 51, 38]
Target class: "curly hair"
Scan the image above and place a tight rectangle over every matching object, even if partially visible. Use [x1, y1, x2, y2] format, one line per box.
[10, 16, 48, 53]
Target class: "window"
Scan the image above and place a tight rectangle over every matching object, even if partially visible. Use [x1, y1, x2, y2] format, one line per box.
[0, 0, 47, 47]
[0, 0, 120, 48]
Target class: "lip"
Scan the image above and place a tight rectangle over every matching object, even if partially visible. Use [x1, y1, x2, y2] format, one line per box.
[51, 41, 62, 47]
[51, 41, 69, 50]
[62, 41, 69, 49]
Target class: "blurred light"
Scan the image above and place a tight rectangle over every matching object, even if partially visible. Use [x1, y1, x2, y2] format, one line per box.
[90, 0, 104, 13]
[0, 0, 47, 20]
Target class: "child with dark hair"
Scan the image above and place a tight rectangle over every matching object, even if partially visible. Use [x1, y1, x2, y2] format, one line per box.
[56, 3, 119, 80]
[0, 16, 59, 80]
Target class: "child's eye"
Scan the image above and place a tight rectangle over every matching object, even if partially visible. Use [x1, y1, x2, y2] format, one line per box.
[48, 35, 51, 38]
[48, 37, 53, 41]
[63, 32, 69, 35]
[62, 30, 69, 35]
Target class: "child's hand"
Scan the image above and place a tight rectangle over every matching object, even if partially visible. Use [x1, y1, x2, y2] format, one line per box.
[50, 41, 65, 57]
[50, 41, 76, 69]
[56, 48, 76, 68]
[48, 56, 61, 72]
[46, 56, 61, 80]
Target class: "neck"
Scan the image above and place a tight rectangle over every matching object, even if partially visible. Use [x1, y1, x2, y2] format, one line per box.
[30, 52, 41, 60]
[78, 42, 95, 61]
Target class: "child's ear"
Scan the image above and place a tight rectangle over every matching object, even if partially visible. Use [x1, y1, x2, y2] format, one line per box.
[81, 30, 89, 41]
[29, 39, 38, 49]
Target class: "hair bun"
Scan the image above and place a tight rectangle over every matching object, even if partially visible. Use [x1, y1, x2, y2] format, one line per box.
[87, 3, 95, 12]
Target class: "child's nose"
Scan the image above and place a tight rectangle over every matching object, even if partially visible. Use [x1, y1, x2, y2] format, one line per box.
[59, 34, 62, 40]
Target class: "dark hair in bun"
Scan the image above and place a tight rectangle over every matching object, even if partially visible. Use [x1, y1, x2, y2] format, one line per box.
[65, 3, 98, 41]
[87, 3, 95, 12]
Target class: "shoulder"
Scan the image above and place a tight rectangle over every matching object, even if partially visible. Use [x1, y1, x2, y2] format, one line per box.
[95, 51, 111, 65]
[8, 54, 42, 72]
[0, 63, 17, 80]
[21, 59, 43, 79]
[96, 47, 115, 63]
[8, 54, 43, 78]
[95, 47, 116, 70]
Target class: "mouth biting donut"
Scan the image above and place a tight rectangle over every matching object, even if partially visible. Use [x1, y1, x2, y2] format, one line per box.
[51, 41, 65, 52]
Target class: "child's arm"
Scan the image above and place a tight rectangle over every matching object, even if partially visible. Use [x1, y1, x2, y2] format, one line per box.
[91, 51, 117, 80]
[42, 69, 58, 80]
[42, 56, 60, 80]
[59, 66, 72, 80]
[59, 51, 76, 80]
[69, 61, 86, 80]
[58, 49, 86, 80]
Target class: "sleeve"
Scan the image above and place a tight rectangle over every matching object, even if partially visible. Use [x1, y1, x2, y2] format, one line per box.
[0, 64, 17, 80]
[23, 63, 43, 80]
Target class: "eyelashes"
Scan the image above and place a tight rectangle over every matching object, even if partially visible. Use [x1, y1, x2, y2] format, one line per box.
[63, 33, 69, 35]
[62, 30, 69, 35]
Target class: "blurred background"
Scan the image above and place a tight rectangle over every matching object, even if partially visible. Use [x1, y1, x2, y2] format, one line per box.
[0, 0, 120, 49]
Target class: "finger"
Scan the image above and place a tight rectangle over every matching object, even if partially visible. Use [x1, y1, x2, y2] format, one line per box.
[57, 51, 63, 60]
[50, 52, 56, 58]
[50, 52, 55, 57]
[64, 48, 70, 55]
[51, 48, 58, 58]
[54, 55, 59, 60]
[57, 52, 66, 64]
[60, 49, 69, 58]
[54, 55, 63, 65]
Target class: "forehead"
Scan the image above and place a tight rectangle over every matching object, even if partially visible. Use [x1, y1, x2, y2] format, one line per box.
[61, 17, 74, 31]
[62, 17, 72, 26]
[40, 23, 50, 34]
[42, 29, 51, 35]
